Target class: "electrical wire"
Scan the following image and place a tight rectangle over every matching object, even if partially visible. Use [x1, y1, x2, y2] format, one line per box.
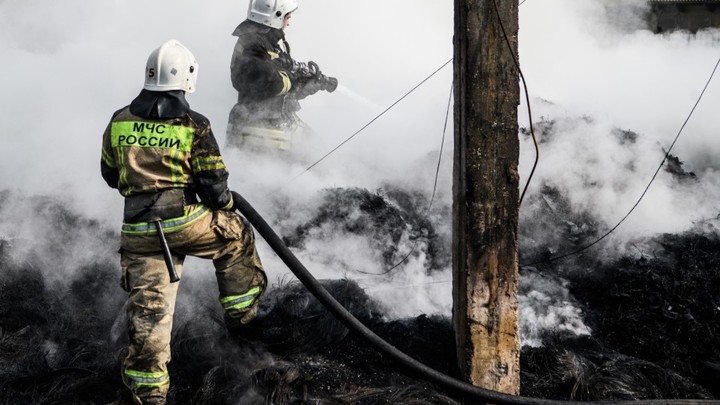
[491, 0, 540, 206]
[299, 0, 538, 275]
[522, 55, 720, 267]
[284, 0, 534, 193]
[290, 58, 453, 182]
[429, 85, 454, 212]
[287, 0, 533, 185]
[355, 84, 454, 276]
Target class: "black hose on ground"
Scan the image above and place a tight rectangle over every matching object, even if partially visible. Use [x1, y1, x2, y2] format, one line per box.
[231, 191, 718, 405]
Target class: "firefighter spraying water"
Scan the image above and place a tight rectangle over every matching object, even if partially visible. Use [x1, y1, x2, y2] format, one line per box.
[226, 0, 338, 153]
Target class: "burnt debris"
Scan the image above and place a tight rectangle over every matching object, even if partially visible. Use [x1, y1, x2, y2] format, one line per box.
[1, 187, 718, 403]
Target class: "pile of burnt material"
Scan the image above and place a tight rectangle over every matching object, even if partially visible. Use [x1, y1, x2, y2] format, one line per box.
[1, 191, 718, 403]
[648, 0, 720, 33]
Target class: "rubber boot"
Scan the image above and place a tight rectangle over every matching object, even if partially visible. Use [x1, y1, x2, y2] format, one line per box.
[224, 311, 265, 346]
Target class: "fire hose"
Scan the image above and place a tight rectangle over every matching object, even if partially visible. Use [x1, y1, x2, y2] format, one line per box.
[231, 191, 717, 405]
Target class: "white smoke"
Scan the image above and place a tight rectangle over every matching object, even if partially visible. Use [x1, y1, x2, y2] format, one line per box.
[1, 0, 719, 346]
[519, 0, 720, 247]
[519, 271, 592, 348]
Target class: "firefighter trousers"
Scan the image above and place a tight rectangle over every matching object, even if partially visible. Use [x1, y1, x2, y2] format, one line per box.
[118, 206, 266, 404]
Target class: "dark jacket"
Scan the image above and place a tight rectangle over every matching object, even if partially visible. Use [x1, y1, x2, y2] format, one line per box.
[230, 20, 292, 108]
[101, 90, 232, 211]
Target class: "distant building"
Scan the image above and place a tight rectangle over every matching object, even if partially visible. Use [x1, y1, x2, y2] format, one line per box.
[648, 0, 720, 33]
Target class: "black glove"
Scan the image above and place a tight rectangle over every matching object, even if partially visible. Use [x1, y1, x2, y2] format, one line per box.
[274, 52, 295, 72]
[221, 191, 234, 210]
[293, 61, 338, 95]
[274, 53, 311, 79]
[276, 56, 338, 95]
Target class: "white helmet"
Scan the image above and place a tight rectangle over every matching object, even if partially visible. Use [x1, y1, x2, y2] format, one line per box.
[247, 0, 298, 30]
[143, 39, 198, 93]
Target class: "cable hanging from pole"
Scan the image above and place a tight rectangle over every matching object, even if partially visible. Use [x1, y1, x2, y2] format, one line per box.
[492, 0, 540, 206]
[290, 58, 453, 182]
[287, 0, 533, 190]
[356, 83, 454, 276]
[522, 55, 720, 267]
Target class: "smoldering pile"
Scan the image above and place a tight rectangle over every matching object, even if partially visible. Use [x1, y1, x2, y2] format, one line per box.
[1, 162, 719, 404]
[0, 191, 458, 405]
[0, 189, 460, 405]
[516, 118, 719, 400]
[519, 227, 720, 401]
[280, 186, 452, 275]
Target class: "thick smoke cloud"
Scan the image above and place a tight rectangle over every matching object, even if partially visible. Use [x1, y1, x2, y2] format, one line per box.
[0, 0, 456, 325]
[0, 0, 455, 230]
[1, 0, 719, 347]
[518, 0, 720, 246]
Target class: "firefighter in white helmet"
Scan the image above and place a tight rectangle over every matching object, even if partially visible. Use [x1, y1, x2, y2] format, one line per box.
[101, 39, 266, 405]
[226, 0, 338, 153]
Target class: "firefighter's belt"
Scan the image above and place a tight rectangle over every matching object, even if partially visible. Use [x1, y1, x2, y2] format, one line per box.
[123, 188, 198, 223]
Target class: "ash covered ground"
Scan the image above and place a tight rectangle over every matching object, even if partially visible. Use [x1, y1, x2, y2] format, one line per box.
[1, 151, 718, 404]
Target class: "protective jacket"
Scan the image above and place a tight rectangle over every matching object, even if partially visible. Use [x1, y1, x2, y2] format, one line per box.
[101, 89, 266, 405]
[227, 20, 307, 151]
[230, 20, 292, 106]
[102, 90, 232, 229]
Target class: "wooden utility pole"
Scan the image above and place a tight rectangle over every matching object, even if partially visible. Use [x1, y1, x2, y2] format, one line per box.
[452, 0, 521, 395]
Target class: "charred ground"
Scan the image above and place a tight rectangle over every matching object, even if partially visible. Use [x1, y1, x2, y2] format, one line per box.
[0, 185, 719, 404]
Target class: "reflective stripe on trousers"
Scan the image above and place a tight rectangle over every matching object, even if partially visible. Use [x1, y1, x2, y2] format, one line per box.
[221, 286, 261, 313]
[240, 125, 292, 151]
[124, 369, 169, 388]
[121, 204, 210, 235]
[119, 208, 266, 402]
